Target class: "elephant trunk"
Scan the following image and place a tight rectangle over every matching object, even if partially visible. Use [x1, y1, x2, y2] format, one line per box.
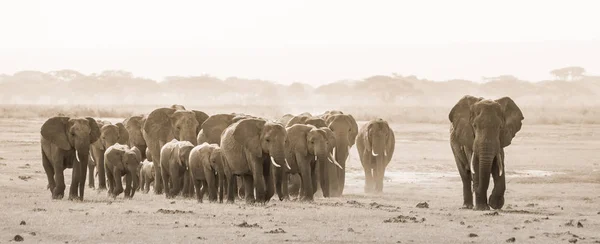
[474, 141, 497, 209]
[270, 149, 288, 170]
[371, 137, 386, 157]
[132, 173, 140, 191]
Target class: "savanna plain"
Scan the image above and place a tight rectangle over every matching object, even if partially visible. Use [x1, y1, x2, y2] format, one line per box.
[1, 115, 599, 244]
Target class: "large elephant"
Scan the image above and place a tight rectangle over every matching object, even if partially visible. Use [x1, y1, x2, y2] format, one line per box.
[104, 144, 141, 199]
[449, 95, 524, 210]
[142, 107, 208, 195]
[356, 118, 395, 194]
[188, 143, 227, 203]
[123, 115, 148, 161]
[41, 116, 100, 200]
[160, 139, 195, 198]
[318, 111, 358, 197]
[89, 121, 129, 189]
[221, 118, 288, 204]
[197, 113, 257, 199]
[277, 124, 341, 201]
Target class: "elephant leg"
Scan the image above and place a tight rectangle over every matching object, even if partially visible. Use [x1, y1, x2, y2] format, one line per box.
[113, 170, 124, 198]
[105, 168, 114, 197]
[243, 174, 255, 204]
[170, 168, 182, 198]
[194, 179, 203, 203]
[206, 170, 217, 203]
[226, 173, 235, 204]
[88, 162, 95, 189]
[237, 177, 245, 199]
[161, 166, 170, 198]
[182, 171, 191, 198]
[42, 152, 56, 196]
[151, 145, 163, 194]
[124, 173, 133, 198]
[139, 172, 145, 193]
[218, 173, 225, 203]
[451, 144, 473, 209]
[53, 164, 66, 200]
[68, 157, 81, 200]
[92, 147, 107, 190]
[489, 151, 506, 210]
[145, 177, 152, 194]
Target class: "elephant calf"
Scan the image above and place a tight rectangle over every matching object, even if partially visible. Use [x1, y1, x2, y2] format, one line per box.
[356, 118, 395, 194]
[160, 139, 195, 199]
[188, 143, 228, 203]
[139, 161, 155, 194]
[104, 144, 142, 199]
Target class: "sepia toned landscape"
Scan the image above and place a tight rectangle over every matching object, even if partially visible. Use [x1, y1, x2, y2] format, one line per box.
[2, 1, 600, 243]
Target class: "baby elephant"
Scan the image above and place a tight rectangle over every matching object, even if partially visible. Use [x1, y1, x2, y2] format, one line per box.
[356, 118, 395, 194]
[104, 144, 142, 199]
[188, 143, 227, 203]
[160, 139, 195, 199]
[139, 161, 155, 194]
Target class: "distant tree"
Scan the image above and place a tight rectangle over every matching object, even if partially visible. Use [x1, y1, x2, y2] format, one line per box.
[550, 67, 585, 81]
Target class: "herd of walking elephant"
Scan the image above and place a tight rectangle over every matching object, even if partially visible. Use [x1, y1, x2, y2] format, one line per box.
[39, 95, 524, 211]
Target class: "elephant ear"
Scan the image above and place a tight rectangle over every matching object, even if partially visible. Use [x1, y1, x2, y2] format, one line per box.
[192, 110, 210, 135]
[143, 108, 176, 142]
[130, 146, 142, 163]
[287, 125, 313, 157]
[233, 118, 266, 157]
[116, 122, 129, 145]
[202, 114, 235, 144]
[41, 116, 71, 151]
[347, 114, 358, 147]
[448, 95, 483, 146]
[495, 97, 524, 148]
[86, 117, 101, 144]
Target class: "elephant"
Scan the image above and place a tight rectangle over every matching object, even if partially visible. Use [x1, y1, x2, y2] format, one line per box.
[171, 104, 186, 110]
[160, 139, 195, 198]
[221, 118, 288, 204]
[277, 124, 342, 201]
[278, 114, 294, 127]
[138, 161, 155, 194]
[449, 95, 524, 210]
[89, 121, 129, 190]
[142, 107, 209, 195]
[41, 116, 100, 200]
[123, 115, 148, 161]
[104, 144, 141, 199]
[188, 143, 228, 203]
[318, 111, 358, 197]
[356, 118, 395, 194]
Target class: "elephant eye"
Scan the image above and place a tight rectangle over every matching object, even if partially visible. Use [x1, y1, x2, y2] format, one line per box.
[266, 139, 270, 142]
[71, 132, 76, 137]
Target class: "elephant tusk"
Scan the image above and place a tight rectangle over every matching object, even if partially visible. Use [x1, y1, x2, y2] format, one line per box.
[89, 154, 94, 163]
[332, 147, 336, 158]
[497, 153, 504, 177]
[384, 149, 387, 157]
[372, 149, 378, 157]
[270, 156, 281, 168]
[469, 152, 474, 174]
[285, 159, 291, 170]
[328, 153, 343, 170]
[76, 150, 81, 163]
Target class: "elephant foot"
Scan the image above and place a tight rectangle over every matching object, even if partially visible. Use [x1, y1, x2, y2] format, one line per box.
[88, 184, 95, 189]
[52, 193, 64, 200]
[489, 195, 505, 210]
[245, 198, 256, 204]
[473, 204, 490, 211]
[68, 194, 81, 201]
[97, 187, 107, 192]
[460, 204, 474, 210]
[226, 200, 235, 204]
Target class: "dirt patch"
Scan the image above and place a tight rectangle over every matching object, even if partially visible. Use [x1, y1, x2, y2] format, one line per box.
[383, 215, 425, 223]
[156, 209, 193, 214]
[236, 221, 261, 228]
[265, 228, 286, 234]
[18, 175, 32, 181]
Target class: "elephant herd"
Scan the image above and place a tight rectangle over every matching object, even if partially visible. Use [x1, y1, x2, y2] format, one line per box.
[40, 95, 524, 210]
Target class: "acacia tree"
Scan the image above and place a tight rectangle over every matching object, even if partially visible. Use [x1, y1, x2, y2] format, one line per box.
[550, 67, 586, 81]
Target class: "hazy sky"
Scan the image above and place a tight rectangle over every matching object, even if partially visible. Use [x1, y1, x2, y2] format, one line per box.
[1, 0, 599, 85]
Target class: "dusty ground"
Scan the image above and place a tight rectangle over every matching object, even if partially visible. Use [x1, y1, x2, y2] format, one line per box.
[0, 118, 599, 243]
